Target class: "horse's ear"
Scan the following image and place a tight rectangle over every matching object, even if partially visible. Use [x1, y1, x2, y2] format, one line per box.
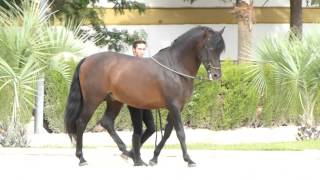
[219, 27, 225, 35]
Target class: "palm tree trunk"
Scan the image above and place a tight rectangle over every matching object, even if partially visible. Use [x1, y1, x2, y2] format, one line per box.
[290, 0, 302, 39]
[299, 82, 315, 127]
[34, 75, 45, 133]
[233, 0, 255, 63]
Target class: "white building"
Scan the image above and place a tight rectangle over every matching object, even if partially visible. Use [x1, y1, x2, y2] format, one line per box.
[93, 0, 320, 60]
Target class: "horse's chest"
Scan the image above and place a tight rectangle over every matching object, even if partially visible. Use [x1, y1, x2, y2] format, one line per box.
[166, 82, 193, 101]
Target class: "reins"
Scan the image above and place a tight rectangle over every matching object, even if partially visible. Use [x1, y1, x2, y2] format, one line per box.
[154, 109, 163, 147]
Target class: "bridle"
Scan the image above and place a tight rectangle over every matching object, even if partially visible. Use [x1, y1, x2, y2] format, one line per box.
[203, 45, 221, 80]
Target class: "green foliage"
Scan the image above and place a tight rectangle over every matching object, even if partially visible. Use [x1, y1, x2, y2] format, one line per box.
[45, 61, 311, 132]
[147, 140, 320, 151]
[44, 62, 74, 132]
[248, 30, 320, 127]
[0, 0, 22, 9]
[109, 0, 145, 15]
[94, 28, 147, 52]
[44, 61, 133, 132]
[182, 62, 259, 130]
[0, 0, 92, 146]
[50, 0, 146, 51]
[308, 0, 320, 6]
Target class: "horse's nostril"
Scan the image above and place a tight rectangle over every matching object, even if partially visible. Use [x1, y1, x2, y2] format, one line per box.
[213, 73, 219, 77]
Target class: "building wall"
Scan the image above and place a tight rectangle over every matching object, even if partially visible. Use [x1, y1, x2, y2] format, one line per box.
[96, 0, 311, 8]
[92, 1, 320, 59]
[106, 24, 320, 59]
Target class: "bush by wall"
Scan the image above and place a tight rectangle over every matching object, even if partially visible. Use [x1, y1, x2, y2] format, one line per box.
[42, 61, 313, 132]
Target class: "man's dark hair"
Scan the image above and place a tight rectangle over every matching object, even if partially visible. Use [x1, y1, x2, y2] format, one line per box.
[132, 40, 147, 49]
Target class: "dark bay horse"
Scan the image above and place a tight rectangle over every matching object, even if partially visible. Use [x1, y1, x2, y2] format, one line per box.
[64, 26, 225, 167]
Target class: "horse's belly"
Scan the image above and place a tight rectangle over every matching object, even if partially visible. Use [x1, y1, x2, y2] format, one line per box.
[112, 88, 165, 109]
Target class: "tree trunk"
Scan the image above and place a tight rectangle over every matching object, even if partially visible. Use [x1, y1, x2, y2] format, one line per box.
[233, 0, 255, 63]
[290, 0, 302, 39]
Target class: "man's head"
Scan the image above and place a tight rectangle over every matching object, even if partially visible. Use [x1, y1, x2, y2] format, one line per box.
[132, 40, 147, 58]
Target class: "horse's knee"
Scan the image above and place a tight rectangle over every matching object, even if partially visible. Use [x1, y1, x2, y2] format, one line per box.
[147, 127, 155, 135]
[133, 130, 143, 137]
[100, 116, 114, 131]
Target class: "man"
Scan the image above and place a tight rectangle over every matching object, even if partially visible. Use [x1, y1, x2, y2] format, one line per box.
[124, 40, 155, 165]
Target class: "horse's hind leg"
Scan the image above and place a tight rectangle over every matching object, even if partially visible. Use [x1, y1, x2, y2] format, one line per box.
[76, 102, 97, 166]
[149, 113, 174, 166]
[100, 100, 129, 156]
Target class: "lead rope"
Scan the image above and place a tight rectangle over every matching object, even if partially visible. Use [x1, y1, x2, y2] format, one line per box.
[150, 56, 219, 81]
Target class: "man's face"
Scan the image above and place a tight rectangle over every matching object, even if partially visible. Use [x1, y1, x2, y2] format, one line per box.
[133, 43, 146, 57]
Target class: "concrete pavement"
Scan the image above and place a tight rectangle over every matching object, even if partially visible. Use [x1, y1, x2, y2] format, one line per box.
[1, 147, 320, 180]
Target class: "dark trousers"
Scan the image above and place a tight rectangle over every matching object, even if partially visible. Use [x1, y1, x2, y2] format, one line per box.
[127, 106, 155, 144]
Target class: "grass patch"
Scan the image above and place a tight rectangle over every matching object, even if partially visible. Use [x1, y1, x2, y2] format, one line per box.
[143, 140, 320, 151]
[34, 140, 320, 151]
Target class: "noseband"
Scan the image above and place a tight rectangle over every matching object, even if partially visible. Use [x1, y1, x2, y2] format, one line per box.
[204, 46, 221, 71]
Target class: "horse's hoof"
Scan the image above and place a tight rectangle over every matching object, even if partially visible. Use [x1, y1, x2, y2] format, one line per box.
[149, 160, 157, 166]
[79, 161, 88, 166]
[121, 151, 133, 160]
[188, 162, 196, 167]
[134, 160, 148, 166]
[120, 153, 129, 160]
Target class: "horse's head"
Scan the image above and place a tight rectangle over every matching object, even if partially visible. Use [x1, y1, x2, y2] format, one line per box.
[198, 27, 225, 80]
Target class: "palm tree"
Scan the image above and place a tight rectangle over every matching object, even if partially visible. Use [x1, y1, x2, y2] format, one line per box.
[0, 0, 93, 146]
[232, 0, 254, 63]
[248, 31, 320, 129]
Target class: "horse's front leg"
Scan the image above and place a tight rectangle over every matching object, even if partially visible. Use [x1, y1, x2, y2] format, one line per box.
[171, 104, 196, 167]
[149, 113, 174, 166]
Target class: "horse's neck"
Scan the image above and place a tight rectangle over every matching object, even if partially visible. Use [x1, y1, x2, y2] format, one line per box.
[154, 45, 201, 77]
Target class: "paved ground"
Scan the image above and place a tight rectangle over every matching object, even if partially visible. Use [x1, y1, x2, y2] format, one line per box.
[2, 126, 319, 179]
[1, 147, 320, 180]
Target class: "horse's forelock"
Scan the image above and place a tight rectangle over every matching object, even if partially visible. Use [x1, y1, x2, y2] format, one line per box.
[211, 31, 225, 54]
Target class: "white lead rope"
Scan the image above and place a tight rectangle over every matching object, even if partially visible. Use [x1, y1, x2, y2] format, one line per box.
[150, 56, 197, 79]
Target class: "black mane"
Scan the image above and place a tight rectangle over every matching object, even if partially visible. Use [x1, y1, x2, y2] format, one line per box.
[171, 26, 210, 47]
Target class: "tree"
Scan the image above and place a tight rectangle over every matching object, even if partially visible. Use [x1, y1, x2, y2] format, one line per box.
[184, 0, 255, 63]
[307, 0, 320, 6]
[49, 0, 147, 51]
[0, 0, 22, 9]
[232, 0, 254, 63]
[248, 31, 320, 137]
[290, 0, 302, 38]
[0, 0, 91, 146]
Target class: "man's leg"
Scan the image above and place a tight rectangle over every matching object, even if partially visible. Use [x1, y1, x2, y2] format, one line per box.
[141, 109, 155, 144]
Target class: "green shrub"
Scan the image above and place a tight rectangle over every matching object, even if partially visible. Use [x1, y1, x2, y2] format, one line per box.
[182, 62, 260, 130]
[43, 61, 315, 132]
[44, 61, 133, 132]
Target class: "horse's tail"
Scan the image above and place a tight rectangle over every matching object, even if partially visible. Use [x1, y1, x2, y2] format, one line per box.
[64, 58, 86, 141]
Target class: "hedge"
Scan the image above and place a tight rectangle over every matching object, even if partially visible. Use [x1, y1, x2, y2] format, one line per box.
[40, 61, 313, 132]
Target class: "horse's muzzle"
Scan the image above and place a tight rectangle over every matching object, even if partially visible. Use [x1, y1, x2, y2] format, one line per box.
[208, 72, 220, 81]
